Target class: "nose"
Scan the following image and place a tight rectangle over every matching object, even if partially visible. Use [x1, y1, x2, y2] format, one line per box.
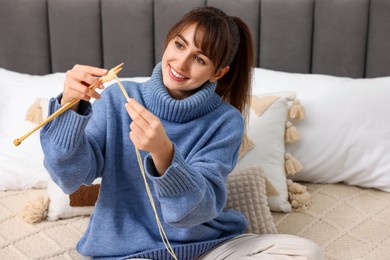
[176, 52, 191, 71]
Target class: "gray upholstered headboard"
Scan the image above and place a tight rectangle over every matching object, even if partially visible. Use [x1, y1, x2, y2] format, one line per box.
[0, 0, 389, 78]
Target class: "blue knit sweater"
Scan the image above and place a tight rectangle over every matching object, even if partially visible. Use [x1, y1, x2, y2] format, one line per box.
[41, 64, 247, 260]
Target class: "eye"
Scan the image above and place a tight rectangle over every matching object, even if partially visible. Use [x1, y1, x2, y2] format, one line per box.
[175, 41, 184, 49]
[195, 56, 205, 65]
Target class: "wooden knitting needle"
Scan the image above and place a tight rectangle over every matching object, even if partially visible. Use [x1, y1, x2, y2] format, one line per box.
[13, 63, 124, 146]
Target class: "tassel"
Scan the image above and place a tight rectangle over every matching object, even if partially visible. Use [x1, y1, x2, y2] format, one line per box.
[285, 153, 303, 176]
[286, 179, 307, 193]
[25, 98, 43, 124]
[287, 179, 312, 210]
[288, 98, 305, 120]
[285, 121, 300, 144]
[19, 195, 49, 224]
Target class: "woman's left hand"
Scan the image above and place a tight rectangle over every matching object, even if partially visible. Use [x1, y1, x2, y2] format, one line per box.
[125, 98, 173, 175]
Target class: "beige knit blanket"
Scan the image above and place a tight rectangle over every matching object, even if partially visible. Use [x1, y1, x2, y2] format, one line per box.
[1, 183, 390, 260]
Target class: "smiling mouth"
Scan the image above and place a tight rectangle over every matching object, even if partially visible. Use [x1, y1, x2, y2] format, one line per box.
[169, 66, 187, 80]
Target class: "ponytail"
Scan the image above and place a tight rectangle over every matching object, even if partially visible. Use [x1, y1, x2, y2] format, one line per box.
[216, 17, 254, 121]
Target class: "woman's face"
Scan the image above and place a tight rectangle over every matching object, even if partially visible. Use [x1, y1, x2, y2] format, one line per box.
[161, 23, 228, 99]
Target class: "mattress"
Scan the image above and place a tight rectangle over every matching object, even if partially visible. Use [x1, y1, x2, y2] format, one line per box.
[1, 183, 390, 260]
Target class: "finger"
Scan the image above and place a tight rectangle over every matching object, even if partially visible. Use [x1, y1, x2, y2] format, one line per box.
[66, 70, 102, 90]
[125, 101, 150, 130]
[64, 77, 101, 102]
[79, 81, 102, 100]
[127, 107, 150, 135]
[129, 130, 143, 149]
[73, 64, 108, 77]
[78, 65, 107, 90]
[127, 98, 156, 123]
[67, 65, 107, 89]
[129, 121, 145, 136]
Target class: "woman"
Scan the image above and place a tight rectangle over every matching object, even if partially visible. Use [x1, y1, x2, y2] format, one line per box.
[41, 6, 323, 260]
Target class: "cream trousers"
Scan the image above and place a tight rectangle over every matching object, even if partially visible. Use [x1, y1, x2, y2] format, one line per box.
[196, 233, 324, 260]
[131, 233, 324, 260]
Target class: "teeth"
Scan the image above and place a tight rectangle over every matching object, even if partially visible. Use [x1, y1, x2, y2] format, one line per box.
[171, 68, 185, 79]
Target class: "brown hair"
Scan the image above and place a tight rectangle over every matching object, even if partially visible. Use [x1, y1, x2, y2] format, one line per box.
[164, 7, 254, 120]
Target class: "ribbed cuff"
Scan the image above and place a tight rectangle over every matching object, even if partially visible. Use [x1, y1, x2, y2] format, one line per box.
[144, 144, 198, 197]
[42, 97, 92, 150]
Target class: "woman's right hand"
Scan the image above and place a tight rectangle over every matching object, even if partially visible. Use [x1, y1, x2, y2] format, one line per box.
[62, 64, 108, 110]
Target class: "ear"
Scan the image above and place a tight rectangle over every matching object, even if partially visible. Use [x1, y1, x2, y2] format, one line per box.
[210, 66, 230, 82]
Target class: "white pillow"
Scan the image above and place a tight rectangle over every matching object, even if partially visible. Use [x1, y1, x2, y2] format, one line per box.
[46, 177, 101, 221]
[235, 91, 298, 212]
[0, 68, 65, 191]
[252, 68, 390, 192]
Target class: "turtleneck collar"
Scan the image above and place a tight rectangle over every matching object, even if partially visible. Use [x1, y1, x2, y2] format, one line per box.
[142, 63, 222, 123]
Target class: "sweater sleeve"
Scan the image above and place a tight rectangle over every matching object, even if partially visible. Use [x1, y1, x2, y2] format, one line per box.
[40, 97, 106, 194]
[144, 112, 244, 228]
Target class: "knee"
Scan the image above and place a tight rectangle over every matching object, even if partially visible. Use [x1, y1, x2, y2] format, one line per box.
[295, 236, 324, 260]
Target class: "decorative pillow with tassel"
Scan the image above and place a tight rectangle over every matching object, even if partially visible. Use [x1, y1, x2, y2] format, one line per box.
[235, 91, 311, 212]
[19, 178, 101, 224]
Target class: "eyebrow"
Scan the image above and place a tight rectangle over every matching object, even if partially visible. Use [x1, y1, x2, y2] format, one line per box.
[177, 34, 207, 56]
[178, 35, 188, 45]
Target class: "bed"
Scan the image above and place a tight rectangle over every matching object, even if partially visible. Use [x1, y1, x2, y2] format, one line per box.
[1, 0, 390, 259]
